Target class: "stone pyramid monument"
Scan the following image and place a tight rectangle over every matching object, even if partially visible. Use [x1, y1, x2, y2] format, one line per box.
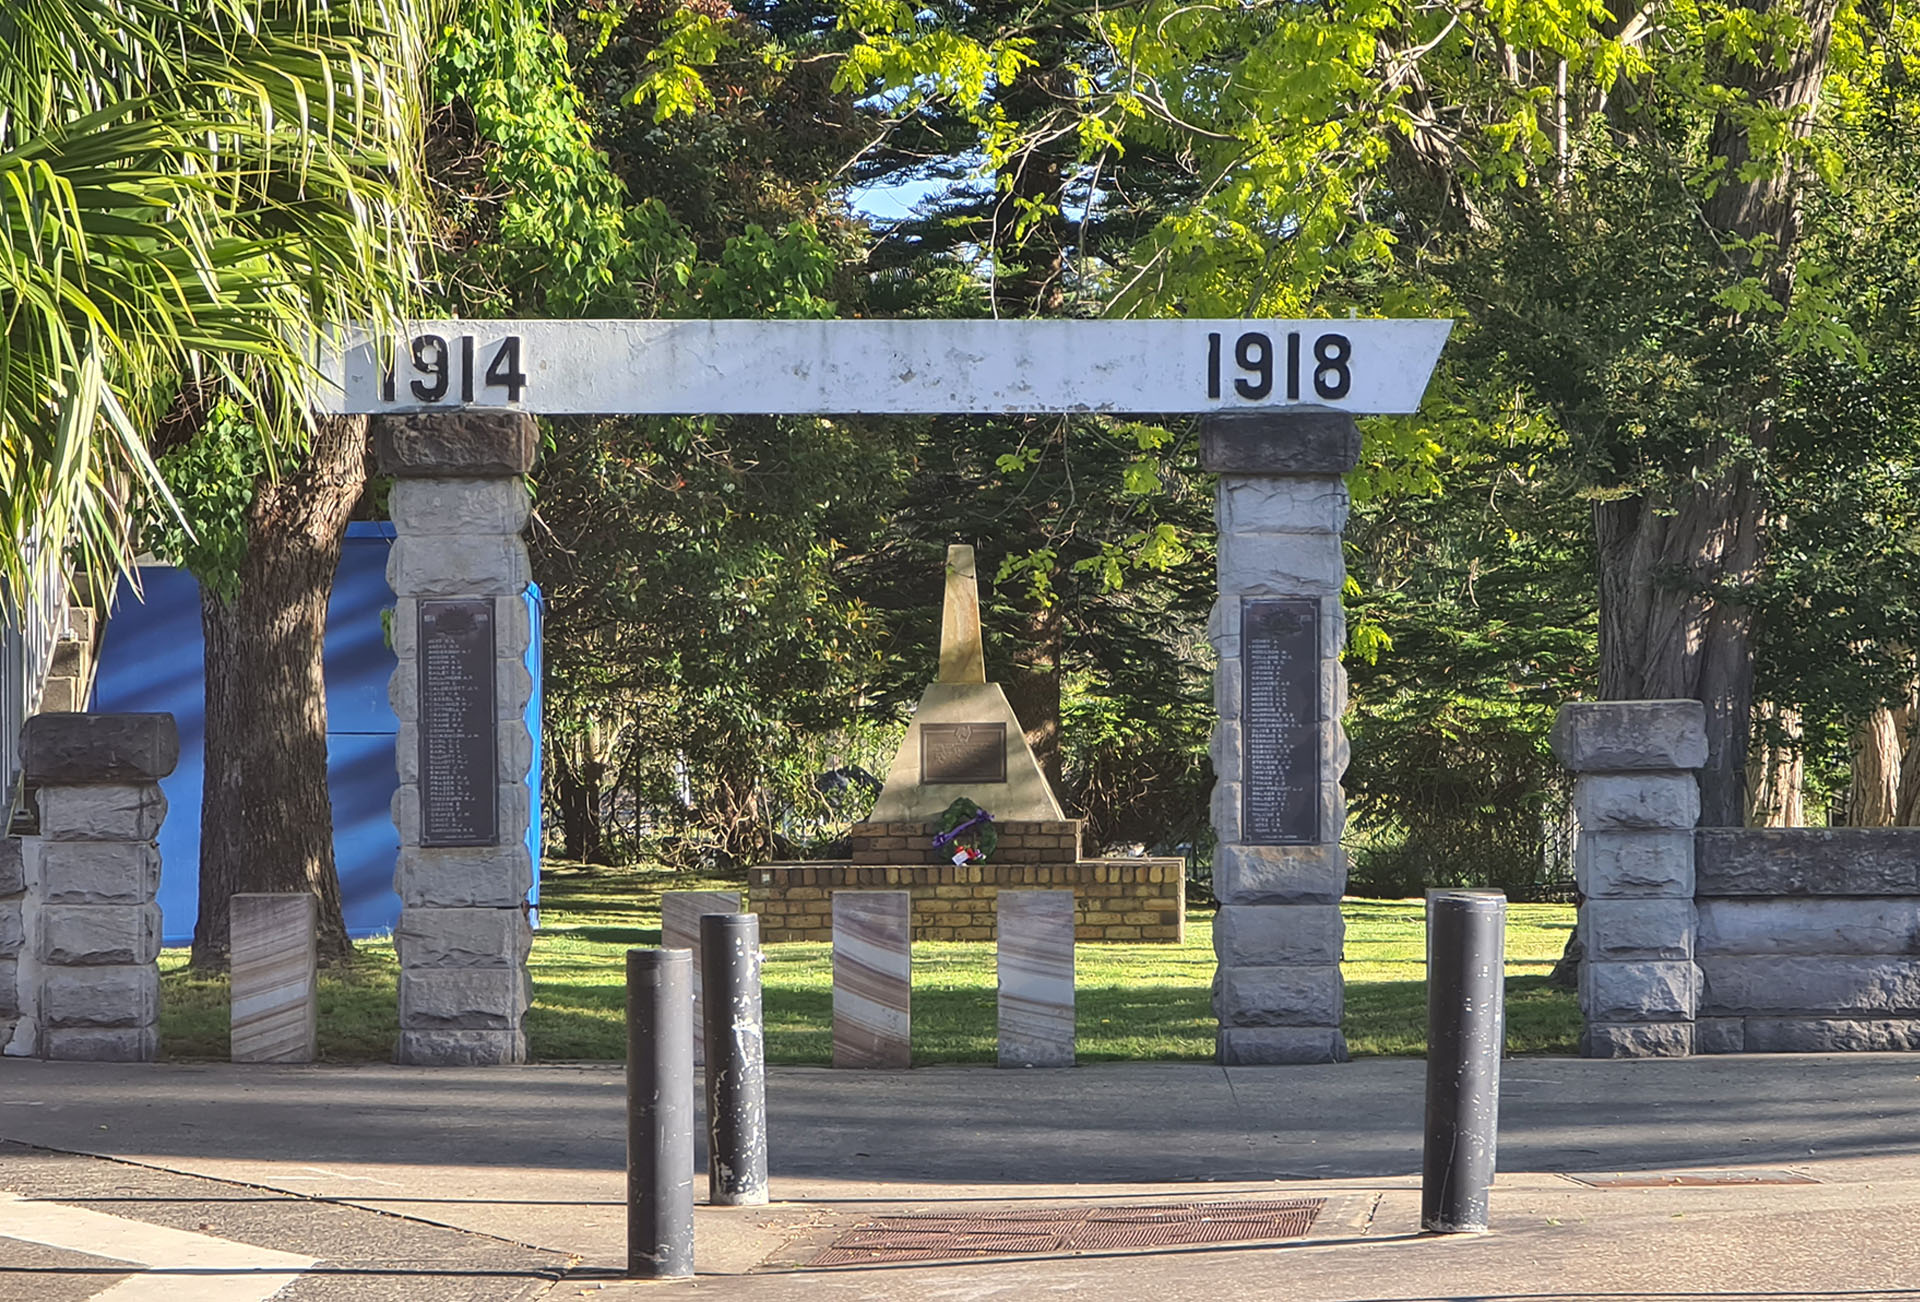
[867, 545, 1064, 822]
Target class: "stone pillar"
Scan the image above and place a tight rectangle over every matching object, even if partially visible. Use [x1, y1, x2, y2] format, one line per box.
[10, 713, 176, 1061]
[1550, 700, 1705, 1058]
[378, 411, 538, 1066]
[1204, 411, 1353, 1065]
[0, 840, 23, 1049]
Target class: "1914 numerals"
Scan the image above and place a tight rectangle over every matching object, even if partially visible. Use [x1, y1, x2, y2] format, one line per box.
[380, 334, 527, 404]
[1206, 330, 1351, 402]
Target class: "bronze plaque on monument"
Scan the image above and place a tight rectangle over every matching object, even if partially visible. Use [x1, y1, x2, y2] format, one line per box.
[920, 723, 1007, 784]
[418, 599, 498, 847]
[1241, 598, 1320, 845]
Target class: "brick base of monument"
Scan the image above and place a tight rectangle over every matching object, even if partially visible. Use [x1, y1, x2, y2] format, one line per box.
[753, 822, 1184, 943]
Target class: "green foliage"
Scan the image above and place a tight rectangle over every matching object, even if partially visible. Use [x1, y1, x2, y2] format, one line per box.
[0, 0, 437, 591]
[141, 403, 268, 602]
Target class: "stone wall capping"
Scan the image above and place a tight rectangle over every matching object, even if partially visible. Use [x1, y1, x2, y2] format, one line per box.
[1550, 700, 1708, 773]
[1696, 828, 1920, 896]
[373, 410, 538, 477]
[21, 713, 179, 784]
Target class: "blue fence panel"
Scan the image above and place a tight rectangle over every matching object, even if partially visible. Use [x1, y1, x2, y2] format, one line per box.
[92, 522, 542, 945]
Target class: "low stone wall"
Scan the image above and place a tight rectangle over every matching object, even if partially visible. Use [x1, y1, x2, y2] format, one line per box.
[751, 856, 1185, 944]
[1694, 829, 1920, 1053]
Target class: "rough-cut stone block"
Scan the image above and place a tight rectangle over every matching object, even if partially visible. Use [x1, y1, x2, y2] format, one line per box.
[1200, 410, 1361, 475]
[496, 782, 532, 844]
[498, 720, 533, 783]
[35, 842, 161, 904]
[40, 904, 161, 966]
[1741, 1017, 1920, 1053]
[396, 1028, 527, 1066]
[1580, 960, 1697, 1023]
[832, 891, 911, 1069]
[399, 969, 528, 1029]
[22, 714, 179, 784]
[0, 839, 21, 895]
[1216, 477, 1350, 536]
[42, 965, 159, 1027]
[387, 535, 531, 598]
[1217, 1026, 1349, 1065]
[394, 845, 533, 908]
[34, 784, 167, 843]
[1694, 1017, 1746, 1054]
[0, 958, 15, 1018]
[373, 410, 538, 478]
[1213, 964, 1343, 1027]
[997, 890, 1075, 1068]
[1572, 774, 1700, 831]
[1217, 531, 1344, 596]
[1213, 905, 1343, 966]
[1696, 898, 1920, 957]
[396, 907, 531, 969]
[1699, 956, 1920, 1017]
[1550, 701, 1708, 773]
[1209, 780, 1242, 843]
[231, 894, 317, 1064]
[1577, 831, 1694, 898]
[1214, 658, 1242, 722]
[1694, 829, 1920, 896]
[0, 902, 20, 957]
[496, 660, 534, 717]
[1213, 843, 1346, 905]
[1582, 1022, 1694, 1058]
[390, 478, 532, 535]
[41, 1025, 157, 1063]
[1579, 898, 1695, 962]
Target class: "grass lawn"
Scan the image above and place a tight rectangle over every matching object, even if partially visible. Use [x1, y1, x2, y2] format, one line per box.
[159, 864, 1579, 1062]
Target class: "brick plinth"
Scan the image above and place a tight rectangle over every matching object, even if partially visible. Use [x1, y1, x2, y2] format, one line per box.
[751, 853, 1184, 944]
[849, 820, 1081, 865]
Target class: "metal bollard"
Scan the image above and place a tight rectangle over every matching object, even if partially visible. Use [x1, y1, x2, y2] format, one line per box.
[627, 948, 695, 1278]
[701, 913, 770, 1206]
[1421, 889, 1507, 1234]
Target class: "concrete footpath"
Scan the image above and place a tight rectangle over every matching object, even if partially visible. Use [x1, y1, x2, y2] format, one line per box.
[1, 1055, 1918, 1300]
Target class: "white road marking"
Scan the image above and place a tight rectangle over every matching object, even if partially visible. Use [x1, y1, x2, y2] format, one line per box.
[0, 1191, 316, 1301]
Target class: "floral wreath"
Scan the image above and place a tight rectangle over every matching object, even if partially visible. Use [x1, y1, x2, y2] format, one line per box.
[934, 796, 998, 862]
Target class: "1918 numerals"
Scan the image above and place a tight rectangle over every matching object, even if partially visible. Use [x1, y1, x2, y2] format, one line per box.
[380, 334, 526, 404]
[1206, 330, 1351, 402]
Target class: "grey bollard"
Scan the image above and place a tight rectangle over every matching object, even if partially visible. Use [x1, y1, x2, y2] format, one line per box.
[1422, 889, 1506, 1234]
[626, 949, 694, 1278]
[701, 913, 769, 1206]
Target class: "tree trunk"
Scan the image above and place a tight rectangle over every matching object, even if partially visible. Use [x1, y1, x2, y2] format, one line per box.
[552, 739, 606, 864]
[1594, 469, 1763, 826]
[1745, 703, 1805, 827]
[190, 415, 367, 969]
[1850, 707, 1903, 827]
[1593, 0, 1838, 828]
[1003, 601, 1064, 796]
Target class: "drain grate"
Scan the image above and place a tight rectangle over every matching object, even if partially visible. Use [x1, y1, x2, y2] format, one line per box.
[810, 1198, 1326, 1267]
[1565, 1170, 1819, 1188]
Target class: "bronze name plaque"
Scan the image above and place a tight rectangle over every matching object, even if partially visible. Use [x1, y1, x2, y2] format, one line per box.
[418, 599, 498, 847]
[1241, 598, 1320, 845]
[920, 723, 1007, 784]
